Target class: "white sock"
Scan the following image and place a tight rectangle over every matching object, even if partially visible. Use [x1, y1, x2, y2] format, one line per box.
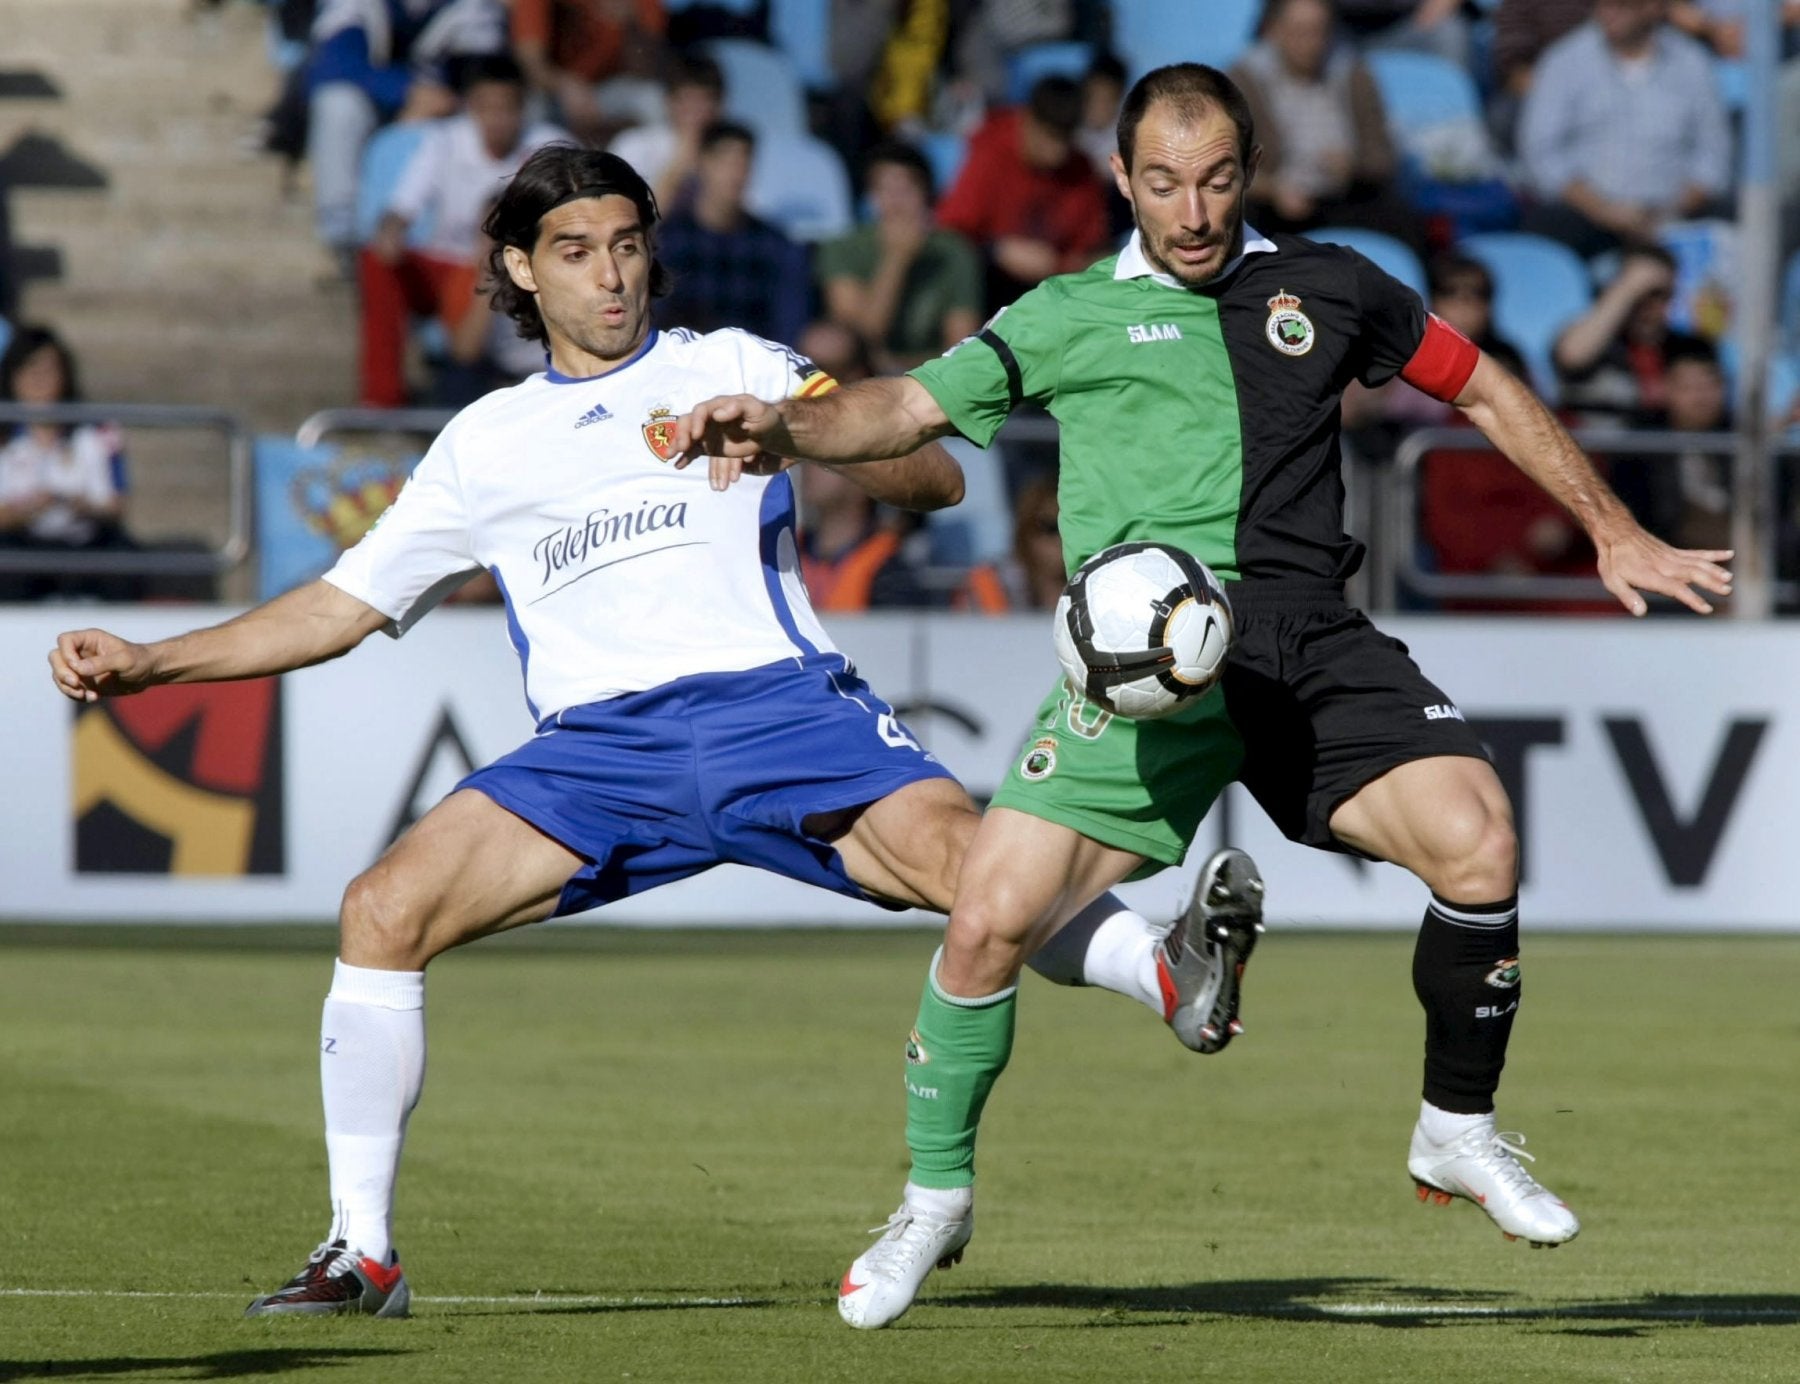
[320, 958, 426, 1263]
[1417, 1100, 1493, 1146]
[903, 1181, 972, 1216]
[1025, 892, 1166, 1017]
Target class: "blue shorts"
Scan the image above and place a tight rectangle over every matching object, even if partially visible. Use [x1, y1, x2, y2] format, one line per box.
[459, 654, 956, 916]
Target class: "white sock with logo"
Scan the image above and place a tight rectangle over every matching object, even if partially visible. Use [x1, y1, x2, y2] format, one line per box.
[1026, 893, 1166, 1016]
[320, 959, 426, 1264]
[1417, 1100, 1493, 1147]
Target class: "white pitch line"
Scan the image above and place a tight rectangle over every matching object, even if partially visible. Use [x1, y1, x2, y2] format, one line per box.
[3, 1288, 1790, 1321]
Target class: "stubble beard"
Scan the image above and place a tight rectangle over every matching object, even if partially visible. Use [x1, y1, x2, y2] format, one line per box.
[1135, 204, 1245, 290]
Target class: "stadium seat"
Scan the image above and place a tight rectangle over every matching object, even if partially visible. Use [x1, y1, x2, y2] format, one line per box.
[706, 39, 807, 139]
[0, 315, 11, 358]
[928, 436, 1013, 568]
[1006, 41, 1095, 104]
[1782, 248, 1800, 354]
[1458, 231, 1595, 395]
[353, 121, 434, 247]
[1311, 226, 1428, 298]
[769, 0, 832, 89]
[917, 131, 969, 196]
[746, 132, 853, 242]
[1364, 50, 1491, 179]
[1110, 0, 1259, 79]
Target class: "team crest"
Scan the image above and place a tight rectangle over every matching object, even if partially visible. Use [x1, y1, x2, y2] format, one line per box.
[1485, 957, 1522, 990]
[905, 1029, 929, 1065]
[1265, 290, 1315, 357]
[641, 406, 678, 461]
[1020, 737, 1058, 781]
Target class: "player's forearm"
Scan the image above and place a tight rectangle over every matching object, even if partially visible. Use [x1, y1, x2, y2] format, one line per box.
[145, 580, 386, 685]
[1458, 356, 1634, 543]
[820, 441, 964, 513]
[775, 378, 948, 463]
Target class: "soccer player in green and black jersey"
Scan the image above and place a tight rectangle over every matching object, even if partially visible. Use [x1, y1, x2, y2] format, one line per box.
[679, 65, 1734, 1328]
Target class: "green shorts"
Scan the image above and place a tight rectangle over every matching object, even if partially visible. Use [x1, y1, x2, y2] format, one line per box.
[989, 678, 1245, 875]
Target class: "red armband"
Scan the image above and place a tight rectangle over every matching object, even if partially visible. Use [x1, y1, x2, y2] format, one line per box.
[1399, 313, 1481, 402]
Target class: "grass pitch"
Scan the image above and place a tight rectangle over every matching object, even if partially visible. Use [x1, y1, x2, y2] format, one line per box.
[1, 925, 1796, 1383]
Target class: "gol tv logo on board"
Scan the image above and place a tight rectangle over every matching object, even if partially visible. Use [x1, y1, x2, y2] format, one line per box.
[71, 682, 285, 875]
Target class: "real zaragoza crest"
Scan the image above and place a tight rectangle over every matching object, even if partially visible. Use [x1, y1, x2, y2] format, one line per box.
[641, 406, 678, 461]
[1265, 290, 1315, 357]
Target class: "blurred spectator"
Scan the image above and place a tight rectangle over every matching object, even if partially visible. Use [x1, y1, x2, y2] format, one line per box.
[1335, 0, 1471, 63]
[0, 326, 137, 601]
[1518, 0, 1731, 256]
[1490, 0, 1591, 152]
[608, 53, 724, 213]
[796, 319, 877, 385]
[511, 0, 667, 144]
[1232, 0, 1418, 250]
[817, 142, 982, 372]
[307, 0, 507, 267]
[797, 463, 930, 610]
[654, 122, 812, 345]
[1368, 253, 1532, 435]
[435, 218, 552, 407]
[1076, 52, 1127, 176]
[953, 0, 1075, 104]
[1670, 0, 1800, 56]
[357, 55, 564, 407]
[866, 0, 954, 134]
[1554, 245, 1710, 425]
[1614, 338, 1733, 547]
[955, 475, 1065, 612]
[937, 75, 1110, 313]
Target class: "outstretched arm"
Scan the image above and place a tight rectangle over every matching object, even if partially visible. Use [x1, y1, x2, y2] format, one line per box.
[48, 578, 391, 702]
[1453, 353, 1733, 615]
[675, 376, 956, 490]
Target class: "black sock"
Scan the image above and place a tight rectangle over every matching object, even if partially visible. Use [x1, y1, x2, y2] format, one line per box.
[1412, 893, 1521, 1115]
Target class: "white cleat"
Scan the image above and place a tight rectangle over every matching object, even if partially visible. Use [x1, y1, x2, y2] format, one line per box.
[837, 1193, 974, 1329]
[1408, 1119, 1581, 1247]
[1158, 847, 1266, 1054]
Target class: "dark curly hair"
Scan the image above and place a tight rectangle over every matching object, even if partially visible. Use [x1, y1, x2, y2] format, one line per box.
[482, 145, 672, 346]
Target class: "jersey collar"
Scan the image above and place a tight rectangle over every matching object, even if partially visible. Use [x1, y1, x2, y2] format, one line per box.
[542, 329, 661, 384]
[1113, 227, 1276, 289]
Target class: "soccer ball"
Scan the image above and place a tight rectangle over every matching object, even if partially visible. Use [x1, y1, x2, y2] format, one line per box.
[1053, 542, 1233, 720]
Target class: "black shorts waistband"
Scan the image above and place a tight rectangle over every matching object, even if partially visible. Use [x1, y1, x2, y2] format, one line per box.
[1221, 578, 1349, 612]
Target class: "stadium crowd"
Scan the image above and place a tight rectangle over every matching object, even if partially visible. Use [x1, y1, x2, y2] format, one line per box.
[7, 0, 1800, 611]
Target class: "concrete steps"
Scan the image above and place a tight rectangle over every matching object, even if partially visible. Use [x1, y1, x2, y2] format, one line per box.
[0, 0, 361, 593]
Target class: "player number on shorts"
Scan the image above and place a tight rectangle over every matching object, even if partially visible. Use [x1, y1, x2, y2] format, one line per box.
[877, 714, 922, 752]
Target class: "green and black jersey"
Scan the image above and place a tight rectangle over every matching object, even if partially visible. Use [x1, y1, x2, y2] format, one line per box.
[910, 230, 1431, 583]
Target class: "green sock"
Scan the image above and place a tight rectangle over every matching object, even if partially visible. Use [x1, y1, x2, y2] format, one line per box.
[904, 947, 1017, 1190]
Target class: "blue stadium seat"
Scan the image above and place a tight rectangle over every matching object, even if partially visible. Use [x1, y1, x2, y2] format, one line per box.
[918, 130, 969, 195]
[1007, 41, 1095, 104]
[1363, 49, 1484, 161]
[770, 0, 833, 89]
[0, 315, 11, 359]
[353, 121, 434, 246]
[1110, 0, 1259, 79]
[707, 39, 807, 139]
[1458, 231, 1595, 395]
[746, 132, 853, 242]
[1311, 226, 1428, 298]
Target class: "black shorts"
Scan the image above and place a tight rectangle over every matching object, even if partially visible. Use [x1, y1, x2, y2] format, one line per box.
[1221, 579, 1491, 853]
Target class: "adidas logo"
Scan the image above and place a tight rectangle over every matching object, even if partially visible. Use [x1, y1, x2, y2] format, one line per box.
[573, 403, 612, 429]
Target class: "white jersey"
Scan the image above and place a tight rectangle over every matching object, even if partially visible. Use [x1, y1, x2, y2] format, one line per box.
[323, 327, 844, 720]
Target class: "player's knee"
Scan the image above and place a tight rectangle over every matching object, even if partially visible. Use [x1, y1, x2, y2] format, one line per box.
[339, 868, 435, 970]
[1425, 798, 1518, 902]
[942, 890, 1035, 993]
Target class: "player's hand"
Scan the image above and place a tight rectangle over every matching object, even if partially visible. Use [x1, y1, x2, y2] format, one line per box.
[48, 628, 160, 702]
[674, 395, 793, 491]
[1594, 527, 1733, 616]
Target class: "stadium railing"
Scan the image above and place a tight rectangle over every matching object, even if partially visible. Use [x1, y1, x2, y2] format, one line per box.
[1381, 426, 1798, 610]
[0, 402, 251, 579]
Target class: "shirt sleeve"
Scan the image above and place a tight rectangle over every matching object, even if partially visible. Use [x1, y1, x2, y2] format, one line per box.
[723, 328, 839, 402]
[907, 283, 1064, 448]
[322, 433, 479, 636]
[1684, 48, 1732, 196]
[1347, 251, 1428, 389]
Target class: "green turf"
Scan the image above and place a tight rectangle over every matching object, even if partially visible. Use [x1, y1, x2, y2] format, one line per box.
[2, 927, 1796, 1382]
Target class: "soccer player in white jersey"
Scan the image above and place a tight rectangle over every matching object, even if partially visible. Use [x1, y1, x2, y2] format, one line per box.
[47, 145, 1264, 1318]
